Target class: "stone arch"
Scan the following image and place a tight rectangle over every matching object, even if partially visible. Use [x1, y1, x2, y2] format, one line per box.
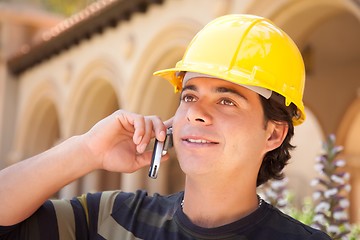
[11, 80, 61, 161]
[66, 58, 121, 136]
[21, 99, 60, 159]
[68, 79, 119, 135]
[123, 21, 202, 195]
[126, 19, 202, 115]
[61, 58, 121, 198]
[266, 0, 349, 45]
[337, 98, 360, 223]
[337, 98, 360, 146]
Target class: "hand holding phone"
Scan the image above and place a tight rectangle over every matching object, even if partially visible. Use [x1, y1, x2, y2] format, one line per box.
[148, 126, 173, 179]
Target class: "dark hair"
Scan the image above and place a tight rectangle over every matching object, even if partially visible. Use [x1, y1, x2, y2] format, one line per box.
[257, 93, 297, 187]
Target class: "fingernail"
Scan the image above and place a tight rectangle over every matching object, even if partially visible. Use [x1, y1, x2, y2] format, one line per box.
[159, 131, 166, 140]
[139, 143, 147, 153]
[136, 136, 142, 145]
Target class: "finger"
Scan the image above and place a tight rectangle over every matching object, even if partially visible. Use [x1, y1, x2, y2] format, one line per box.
[164, 116, 174, 129]
[137, 118, 154, 153]
[150, 116, 167, 142]
[115, 110, 134, 130]
[132, 114, 146, 145]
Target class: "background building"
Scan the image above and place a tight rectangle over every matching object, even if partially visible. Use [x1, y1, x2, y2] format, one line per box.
[1, 0, 360, 224]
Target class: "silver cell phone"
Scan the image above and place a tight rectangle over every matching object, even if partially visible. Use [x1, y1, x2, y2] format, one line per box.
[148, 126, 173, 179]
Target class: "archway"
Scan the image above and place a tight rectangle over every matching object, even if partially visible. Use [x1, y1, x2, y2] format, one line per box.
[338, 98, 360, 224]
[61, 60, 121, 198]
[22, 99, 60, 159]
[11, 79, 61, 161]
[70, 79, 120, 195]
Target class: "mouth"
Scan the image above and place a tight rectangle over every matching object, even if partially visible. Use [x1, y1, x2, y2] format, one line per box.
[183, 138, 219, 144]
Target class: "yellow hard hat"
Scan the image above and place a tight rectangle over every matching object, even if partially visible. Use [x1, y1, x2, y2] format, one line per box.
[154, 14, 306, 125]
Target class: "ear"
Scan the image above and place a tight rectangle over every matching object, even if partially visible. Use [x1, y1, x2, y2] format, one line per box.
[264, 121, 288, 153]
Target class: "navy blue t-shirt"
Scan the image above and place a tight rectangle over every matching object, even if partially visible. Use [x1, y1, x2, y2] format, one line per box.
[0, 190, 331, 239]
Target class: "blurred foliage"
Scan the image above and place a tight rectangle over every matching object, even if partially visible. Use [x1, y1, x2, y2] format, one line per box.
[311, 135, 351, 239]
[284, 194, 315, 226]
[1, 0, 98, 16]
[43, 0, 97, 16]
[258, 134, 360, 239]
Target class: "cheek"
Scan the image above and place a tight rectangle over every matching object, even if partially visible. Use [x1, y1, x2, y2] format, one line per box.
[171, 109, 184, 146]
[172, 104, 189, 129]
[173, 105, 185, 122]
[224, 120, 267, 154]
[172, 109, 181, 130]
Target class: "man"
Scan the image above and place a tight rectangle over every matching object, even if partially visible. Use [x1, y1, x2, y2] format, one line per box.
[0, 14, 330, 239]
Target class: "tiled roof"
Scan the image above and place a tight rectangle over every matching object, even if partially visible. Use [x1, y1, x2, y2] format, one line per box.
[7, 0, 164, 75]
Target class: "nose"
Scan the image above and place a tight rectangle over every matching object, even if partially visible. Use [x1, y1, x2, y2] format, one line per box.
[186, 101, 213, 125]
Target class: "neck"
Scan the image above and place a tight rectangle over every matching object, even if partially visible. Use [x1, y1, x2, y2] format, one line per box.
[182, 175, 259, 228]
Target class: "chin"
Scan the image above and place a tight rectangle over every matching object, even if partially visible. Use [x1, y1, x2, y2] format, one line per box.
[178, 155, 216, 176]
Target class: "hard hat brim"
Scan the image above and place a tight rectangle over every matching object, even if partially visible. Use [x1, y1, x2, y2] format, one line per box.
[154, 67, 305, 126]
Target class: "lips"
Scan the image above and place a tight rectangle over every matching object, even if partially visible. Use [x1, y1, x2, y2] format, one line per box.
[177, 127, 220, 146]
[186, 139, 212, 143]
[182, 137, 219, 144]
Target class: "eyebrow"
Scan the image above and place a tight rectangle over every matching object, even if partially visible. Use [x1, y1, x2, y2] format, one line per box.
[181, 85, 248, 101]
[181, 85, 197, 93]
[215, 87, 248, 101]
[180, 85, 196, 100]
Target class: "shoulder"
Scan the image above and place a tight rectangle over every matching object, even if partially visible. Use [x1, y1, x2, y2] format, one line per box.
[0, 200, 64, 239]
[96, 190, 184, 239]
[69, 190, 183, 221]
[111, 190, 183, 216]
[263, 203, 331, 240]
[76, 190, 184, 221]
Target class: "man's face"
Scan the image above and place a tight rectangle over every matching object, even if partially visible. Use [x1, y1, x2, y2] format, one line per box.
[172, 77, 274, 181]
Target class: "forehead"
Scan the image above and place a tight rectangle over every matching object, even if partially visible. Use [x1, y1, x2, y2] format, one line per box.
[184, 77, 237, 88]
[183, 77, 255, 95]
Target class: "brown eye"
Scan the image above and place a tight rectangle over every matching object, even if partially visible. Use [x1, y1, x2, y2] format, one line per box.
[183, 95, 196, 102]
[220, 99, 235, 106]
